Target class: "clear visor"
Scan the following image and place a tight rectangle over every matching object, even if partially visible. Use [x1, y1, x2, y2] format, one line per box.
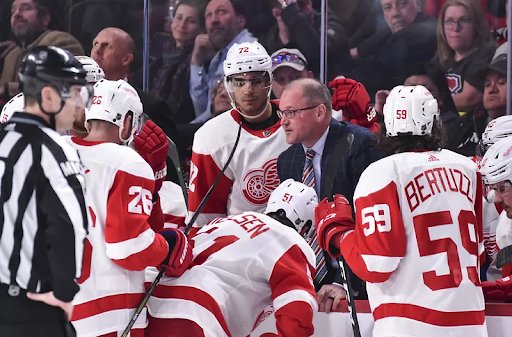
[61, 84, 94, 109]
[484, 180, 512, 203]
[224, 72, 272, 93]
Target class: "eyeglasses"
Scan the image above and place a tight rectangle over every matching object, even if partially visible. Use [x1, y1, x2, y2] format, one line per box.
[277, 104, 322, 119]
[272, 53, 307, 67]
[444, 17, 472, 29]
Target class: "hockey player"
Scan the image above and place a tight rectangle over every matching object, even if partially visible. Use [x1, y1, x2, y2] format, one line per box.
[479, 137, 512, 300]
[67, 79, 192, 337]
[315, 85, 488, 337]
[186, 41, 289, 236]
[145, 179, 318, 337]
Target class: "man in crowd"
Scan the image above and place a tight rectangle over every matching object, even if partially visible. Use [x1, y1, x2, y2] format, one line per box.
[480, 52, 508, 121]
[189, 0, 257, 122]
[1, 0, 84, 99]
[146, 179, 318, 337]
[68, 79, 192, 337]
[348, 0, 437, 97]
[90, 27, 180, 182]
[316, 85, 487, 336]
[271, 48, 314, 99]
[277, 78, 382, 302]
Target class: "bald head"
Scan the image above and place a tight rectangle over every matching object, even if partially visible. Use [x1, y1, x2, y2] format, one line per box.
[285, 78, 332, 117]
[91, 28, 135, 80]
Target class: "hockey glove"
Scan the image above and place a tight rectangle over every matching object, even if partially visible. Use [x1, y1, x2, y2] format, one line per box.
[315, 194, 355, 258]
[159, 229, 193, 278]
[328, 77, 379, 132]
[133, 120, 168, 194]
[482, 277, 512, 301]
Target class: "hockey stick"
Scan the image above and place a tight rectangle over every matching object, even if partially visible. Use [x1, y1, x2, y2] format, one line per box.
[121, 121, 243, 337]
[166, 135, 189, 208]
[321, 132, 361, 337]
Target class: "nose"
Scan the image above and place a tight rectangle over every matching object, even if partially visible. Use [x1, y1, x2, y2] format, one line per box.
[390, 5, 400, 18]
[280, 114, 289, 126]
[495, 192, 504, 204]
[488, 82, 498, 94]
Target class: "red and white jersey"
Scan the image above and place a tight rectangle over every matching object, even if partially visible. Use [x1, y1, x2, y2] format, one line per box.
[158, 181, 187, 232]
[483, 199, 503, 281]
[186, 105, 289, 235]
[67, 137, 169, 337]
[496, 211, 512, 251]
[340, 149, 487, 337]
[146, 211, 317, 337]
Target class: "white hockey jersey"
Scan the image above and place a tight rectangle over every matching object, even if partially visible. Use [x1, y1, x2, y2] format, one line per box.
[340, 149, 487, 337]
[158, 181, 187, 232]
[483, 199, 503, 280]
[186, 104, 289, 236]
[496, 211, 512, 252]
[146, 212, 318, 337]
[67, 137, 169, 336]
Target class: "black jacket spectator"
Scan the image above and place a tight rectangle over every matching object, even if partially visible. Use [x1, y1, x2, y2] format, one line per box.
[261, 2, 352, 81]
[349, 12, 437, 98]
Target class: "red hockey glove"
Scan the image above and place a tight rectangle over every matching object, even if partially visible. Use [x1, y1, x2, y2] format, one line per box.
[328, 77, 378, 131]
[315, 194, 355, 258]
[133, 120, 168, 194]
[159, 229, 193, 278]
[482, 277, 512, 301]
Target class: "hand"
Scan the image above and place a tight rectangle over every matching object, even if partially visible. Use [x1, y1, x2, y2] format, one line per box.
[133, 120, 168, 194]
[0, 40, 17, 58]
[272, 8, 290, 45]
[191, 34, 215, 66]
[374, 90, 390, 115]
[328, 77, 375, 124]
[317, 284, 346, 313]
[159, 229, 193, 277]
[315, 195, 354, 257]
[482, 277, 512, 301]
[27, 291, 74, 320]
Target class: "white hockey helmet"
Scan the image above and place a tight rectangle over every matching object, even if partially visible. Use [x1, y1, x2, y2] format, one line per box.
[1, 93, 25, 123]
[481, 137, 512, 186]
[265, 179, 318, 238]
[483, 116, 512, 146]
[383, 85, 439, 137]
[75, 56, 105, 84]
[223, 41, 273, 78]
[85, 79, 143, 144]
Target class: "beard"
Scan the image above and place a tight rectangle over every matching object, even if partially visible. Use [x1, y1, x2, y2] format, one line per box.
[12, 19, 47, 44]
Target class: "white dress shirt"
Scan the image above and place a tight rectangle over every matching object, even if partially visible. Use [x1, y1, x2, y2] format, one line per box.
[302, 126, 330, 196]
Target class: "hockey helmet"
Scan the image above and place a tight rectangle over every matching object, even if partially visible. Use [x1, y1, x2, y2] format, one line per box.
[0, 93, 25, 123]
[480, 137, 512, 202]
[383, 85, 439, 137]
[265, 179, 318, 238]
[223, 41, 273, 78]
[75, 56, 105, 84]
[85, 79, 143, 145]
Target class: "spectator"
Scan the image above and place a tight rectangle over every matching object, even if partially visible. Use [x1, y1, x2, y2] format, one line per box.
[189, 0, 257, 123]
[91, 27, 181, 183]
[0, 0, 84, 99]
[491, 0, 508, 46]
[433, 0, 496, 112]
[261, 0, 352, 81]
[328, 0, 376, 40]
[211, 79, 231, 117]
[479, 52, 507, 120]
[375, 63, 459, 124]
[149, 0, 207, 124]
[270, 48, 314, 99]
[277, 78, 383, 300]
[348, 0, 438, 98]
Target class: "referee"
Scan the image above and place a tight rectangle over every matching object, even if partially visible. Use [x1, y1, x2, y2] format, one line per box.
[0, 46, 91, 337]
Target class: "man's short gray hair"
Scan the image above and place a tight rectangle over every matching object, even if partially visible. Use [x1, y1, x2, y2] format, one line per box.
[285, 78, 332, 114]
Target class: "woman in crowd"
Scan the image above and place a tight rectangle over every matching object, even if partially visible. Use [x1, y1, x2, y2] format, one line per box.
[433, 0, 496, 112]
[149, 0, 206, 124]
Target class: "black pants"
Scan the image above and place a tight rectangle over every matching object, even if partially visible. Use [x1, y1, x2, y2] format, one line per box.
[0, 284, 76, 337]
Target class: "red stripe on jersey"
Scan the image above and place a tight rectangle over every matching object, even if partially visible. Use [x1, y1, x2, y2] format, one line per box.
[163, 214, 186, 229]
[188, 152, 233, 216]
[71, 292, 144, 321]
[275, 301, 314, 337]
[229, 103, 282, 138]
[148, 285, 231, 337]
[113, 233, 168, 271]
[269, 245, 317, 301]
[372, 303, 485, 327]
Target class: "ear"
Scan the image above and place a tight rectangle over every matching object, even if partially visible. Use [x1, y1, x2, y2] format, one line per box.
[306, 70, 314, 78]
[42, 14, 51, 29]
[237, 15, 246, 30]
[40, 86, 60, 112]
[317, 103, 327, 120]
[121, 114, 133, 140]
[122, 53, 134, 67]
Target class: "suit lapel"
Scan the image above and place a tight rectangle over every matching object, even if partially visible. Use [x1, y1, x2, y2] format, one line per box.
[293, 144, 305, 181]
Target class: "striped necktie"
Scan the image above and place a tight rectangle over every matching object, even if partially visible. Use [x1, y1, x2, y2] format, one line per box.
[301, 149, 328, 285]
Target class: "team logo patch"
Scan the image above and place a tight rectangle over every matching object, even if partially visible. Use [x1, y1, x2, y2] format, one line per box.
[241, 158, 280, 205]
[446, 73, 462, 94]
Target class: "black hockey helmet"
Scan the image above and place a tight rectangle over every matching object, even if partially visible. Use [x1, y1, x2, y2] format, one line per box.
[18, 46, 93, 128]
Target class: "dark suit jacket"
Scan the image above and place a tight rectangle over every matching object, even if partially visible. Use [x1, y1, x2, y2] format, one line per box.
[134, 87, 181, 184]
[277, 118, 383, 295]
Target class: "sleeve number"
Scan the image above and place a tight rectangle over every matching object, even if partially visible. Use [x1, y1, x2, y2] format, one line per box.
[413, 209, 480, 291]
[396, 110, 407, 119]
[189, 162, 198, 193]
[128, 186, 153, 215]
[361, 204, 391, 236]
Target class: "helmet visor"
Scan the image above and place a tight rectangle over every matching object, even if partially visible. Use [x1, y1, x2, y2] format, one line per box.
[225, 72, 272, 93]
[484, 180, 512, 203]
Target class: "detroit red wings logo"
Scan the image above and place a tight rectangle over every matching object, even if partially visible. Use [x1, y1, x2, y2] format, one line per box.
[241, 158, 280, 205]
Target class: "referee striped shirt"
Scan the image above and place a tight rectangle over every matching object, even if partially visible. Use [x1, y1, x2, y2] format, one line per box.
[0, 112, 88, 303]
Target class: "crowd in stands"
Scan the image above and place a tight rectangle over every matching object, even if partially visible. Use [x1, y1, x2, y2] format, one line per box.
[1, 0, 511, 299]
